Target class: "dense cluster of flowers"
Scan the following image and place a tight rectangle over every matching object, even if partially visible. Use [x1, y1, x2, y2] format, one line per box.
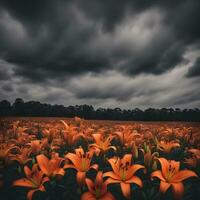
[0, 117, 199, 200]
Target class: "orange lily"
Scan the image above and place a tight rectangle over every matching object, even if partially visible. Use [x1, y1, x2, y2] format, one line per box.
[42, 128, 55, 143]
[28, 140, 43, 155]
[0, 143, 19, 168]
[12, 164, 49, 200]
[188, 148, 200, 159]
[60, 120, 85, 147]
[151, 157, 198, 199]
[114, 129, 141, 148]
[36, 153, 65, 178]
[64, 147, 98, 185]
[158, 141, 180, 154]
[81, 171, 115, 200]
[184, 148, 200, 168]
[103, 154, 144, 199]
[89, 133, 116, 156]
[10, 147, 32, 165]
[132, 142, 139, 159]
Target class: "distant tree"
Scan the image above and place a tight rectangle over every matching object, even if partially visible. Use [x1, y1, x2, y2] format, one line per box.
[0, 100, 11, 116]
[13, 98, 25, 116]
[0, 98, 199, 121]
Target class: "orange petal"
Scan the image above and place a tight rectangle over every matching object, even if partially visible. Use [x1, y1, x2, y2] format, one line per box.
[81, 192, 96, 200]
[63, 164, 76, 169]
[105, 178, 121, 185]
[38, 184, 46, 192]
[122, 154, 132, 165]
[170, 160, 180, 173]
[99, 192, 116, 200]
[27, 189, 37, 200]
[107, 159, 119, 175]
[54, 168, 65, 176]
[159, 181, 171, 194]
[85, 178, 95, 194]
[42, 177, 50, 184]
[126, 164, 144, 179]
[172, 170, 198, 182]
[171, 182, 184, 200]
[12, 178, 34, 188]
[90, 164, 99, 171]
[100, 182, 107, 197]
[157, 158, 169, 178]
[24, 166, 32, 178]
[103, 171, 120, 180]
[126, 176, 143, 188]
[66, 153, 80, 169]
[95, 171, 103, 185]
[151, 170, 165, 181]
[77, 171, 86, 185]
[92, 134, 102, 144]
[36, 154, 50, 176]
[120, 182, 130, 199]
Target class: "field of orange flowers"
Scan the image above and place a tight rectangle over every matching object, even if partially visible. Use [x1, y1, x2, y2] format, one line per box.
[0, 117, 199, 200]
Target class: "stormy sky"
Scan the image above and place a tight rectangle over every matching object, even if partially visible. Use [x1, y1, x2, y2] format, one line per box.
[0, 0, 200, 109]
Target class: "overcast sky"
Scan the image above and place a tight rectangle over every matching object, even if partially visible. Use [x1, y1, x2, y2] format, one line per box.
[0, 0, 200, 109]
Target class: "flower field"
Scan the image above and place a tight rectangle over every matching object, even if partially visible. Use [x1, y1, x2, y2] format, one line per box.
[0, 117, 199, 200]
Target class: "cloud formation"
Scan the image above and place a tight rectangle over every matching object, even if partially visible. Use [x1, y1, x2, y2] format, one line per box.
[0, 0, 200, 108]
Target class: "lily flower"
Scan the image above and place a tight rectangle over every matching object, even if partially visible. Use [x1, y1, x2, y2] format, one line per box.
[12, 164, 49, 200]
[114, 129, 141, 148]
[64, 147, 98, 185]
[81, 171, 115, 200]
[10, 147, 32, 165]
[28, 140, 43, 155]
[188, 148, 200, 159]
[151, 157, 198, 200]
[36, 153, 65, 178]
[158, 141, 180, 154]
[0, 143, 19, 168]
[184, 148, 200, 168]
[89, 133, 116, 156]
[60, 120, 85, 147]
[103, 154, 144, 199]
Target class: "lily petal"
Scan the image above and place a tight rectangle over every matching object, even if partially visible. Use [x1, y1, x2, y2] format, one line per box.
[120, 182, 130, 199]
[126, 176, 143, 188]
[85, 178, 95, 194]
[103, 171, 120, 180]
[107, 159, 120, 175]
[151, 170, 165, 182]
[105, 178, 121, 185]
[172, 170, 198, 182]
[66, 153, 80, 169]
[27, 189, 37, 200]
[171, 182, 184, 200]
[157, 158, 169, 178]
[100, 192, 116, 200]
[36, 154, 50, 176]
[12, 178, 34, 188]
[160, 181, 171, 194]
[81, 192, 96, 200]
[77, 171, 86, 185]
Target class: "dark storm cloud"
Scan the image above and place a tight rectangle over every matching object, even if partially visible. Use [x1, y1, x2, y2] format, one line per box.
[187, 57, 200, 77]
[0, 0, 199, 82]
[1, 83, 13, 92]
[0, 0, 200, 108]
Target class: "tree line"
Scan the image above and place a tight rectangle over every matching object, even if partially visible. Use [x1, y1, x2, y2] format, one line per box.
[0, 98, 200, 121]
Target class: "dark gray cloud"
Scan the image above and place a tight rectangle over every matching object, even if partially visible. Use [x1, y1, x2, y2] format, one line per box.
[187, 57, 200, 77]
[0, 0, 200, 108]
[0, 0, 199, 81]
